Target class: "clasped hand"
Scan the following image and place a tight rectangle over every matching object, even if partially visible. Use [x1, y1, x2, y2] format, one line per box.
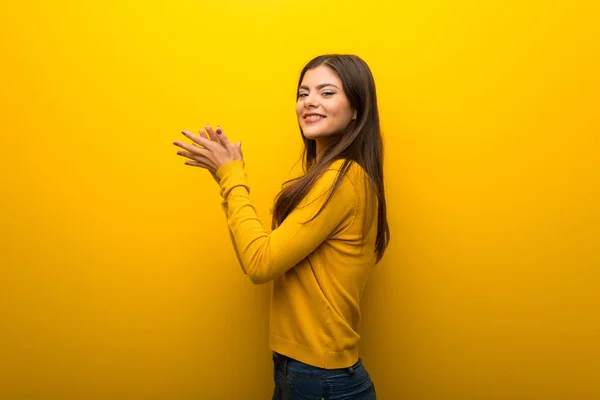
[173, 124, 244, 182]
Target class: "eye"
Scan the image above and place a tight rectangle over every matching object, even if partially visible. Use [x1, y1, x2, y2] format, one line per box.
[297, 93, 308, 98]
[322, 91, 335, 96]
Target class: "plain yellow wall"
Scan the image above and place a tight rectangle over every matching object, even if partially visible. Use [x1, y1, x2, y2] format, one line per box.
[1, 0, 598, 398]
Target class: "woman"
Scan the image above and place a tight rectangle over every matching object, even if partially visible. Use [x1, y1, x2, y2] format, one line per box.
[173, 54, 389, 399]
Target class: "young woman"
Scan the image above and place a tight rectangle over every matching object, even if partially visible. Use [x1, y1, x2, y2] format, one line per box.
[174, 54, 389, 399]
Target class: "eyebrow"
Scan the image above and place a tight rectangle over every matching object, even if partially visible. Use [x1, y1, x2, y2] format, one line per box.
[298, 83, 340, 91]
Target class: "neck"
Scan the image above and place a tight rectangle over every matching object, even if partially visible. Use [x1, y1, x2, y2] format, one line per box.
[315, 138, 333, 163]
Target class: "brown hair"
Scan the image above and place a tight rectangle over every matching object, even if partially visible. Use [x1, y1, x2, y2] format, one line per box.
[272, 54, 390, 263]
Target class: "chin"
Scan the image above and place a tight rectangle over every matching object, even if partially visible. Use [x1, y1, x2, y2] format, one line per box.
[304, 134, 328, 142]
[302, 127, 329, 139]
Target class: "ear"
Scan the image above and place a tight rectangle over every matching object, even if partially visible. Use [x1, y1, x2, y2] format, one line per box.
[352, 110, 357, 120]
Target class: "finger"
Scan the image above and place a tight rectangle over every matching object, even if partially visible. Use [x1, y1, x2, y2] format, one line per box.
[205, 124, 221, 143]
[215, 126, 235, 150]
[184, 160, 207, 168]
[180, 130, 213, 149]
[176, 150, 207, 162]
[174, 138, 211, 154]
[237, 142, 245, 167]
[199, 128, 209, 141]
[190, 129, 208, 149]
[182, 157, 213, 169]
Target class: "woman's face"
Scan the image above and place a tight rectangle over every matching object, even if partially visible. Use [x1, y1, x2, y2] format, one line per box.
[296, 65, 357, 142]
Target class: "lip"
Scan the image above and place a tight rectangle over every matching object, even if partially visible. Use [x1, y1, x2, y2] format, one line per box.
[303, 113, 326, 124]
[303, 112, 325, 118]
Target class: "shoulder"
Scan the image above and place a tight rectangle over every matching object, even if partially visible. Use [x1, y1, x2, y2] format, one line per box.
[308, 159, 368, 200]
[325, 160, 376, 215]
[327, 159, 369, 191]
[298, 160, 360, 207]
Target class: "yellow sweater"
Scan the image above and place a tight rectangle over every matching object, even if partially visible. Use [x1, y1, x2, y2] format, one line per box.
[215, 159, 378, 369]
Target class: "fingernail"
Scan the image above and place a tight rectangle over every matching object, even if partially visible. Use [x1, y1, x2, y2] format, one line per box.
[216, 127, 222, 134]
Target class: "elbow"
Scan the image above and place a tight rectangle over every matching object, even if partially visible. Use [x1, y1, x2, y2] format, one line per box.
[248, 272, 272, 285]
[242, 254, 279, 285]
[245, 262, 275, 285]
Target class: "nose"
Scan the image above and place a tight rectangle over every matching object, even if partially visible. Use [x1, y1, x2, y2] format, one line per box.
[303, 93, 319, 108]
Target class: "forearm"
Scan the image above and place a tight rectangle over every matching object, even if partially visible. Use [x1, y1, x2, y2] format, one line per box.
[221, 199, 247, 275]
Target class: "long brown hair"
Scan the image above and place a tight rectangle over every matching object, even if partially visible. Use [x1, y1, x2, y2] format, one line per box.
[272, 54, 390, 263]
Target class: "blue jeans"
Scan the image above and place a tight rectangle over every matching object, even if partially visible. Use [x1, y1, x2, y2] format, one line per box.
[272, 352, 376, 400]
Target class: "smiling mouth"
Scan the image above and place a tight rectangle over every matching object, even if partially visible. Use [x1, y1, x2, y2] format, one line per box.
[304, 115, 325, 122]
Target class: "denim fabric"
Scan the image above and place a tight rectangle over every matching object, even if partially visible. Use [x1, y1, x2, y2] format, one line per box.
[272, 352, 376, 400]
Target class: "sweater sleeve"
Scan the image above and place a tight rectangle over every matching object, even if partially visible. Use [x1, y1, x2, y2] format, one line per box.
[215, 160, 357, 285]
[220, 200, 246, 272]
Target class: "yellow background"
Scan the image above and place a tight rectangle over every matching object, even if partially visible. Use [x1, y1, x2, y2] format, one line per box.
[1, 0, 598, 398]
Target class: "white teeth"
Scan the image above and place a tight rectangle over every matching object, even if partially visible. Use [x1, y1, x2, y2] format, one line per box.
[305, 115, 324, 121]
